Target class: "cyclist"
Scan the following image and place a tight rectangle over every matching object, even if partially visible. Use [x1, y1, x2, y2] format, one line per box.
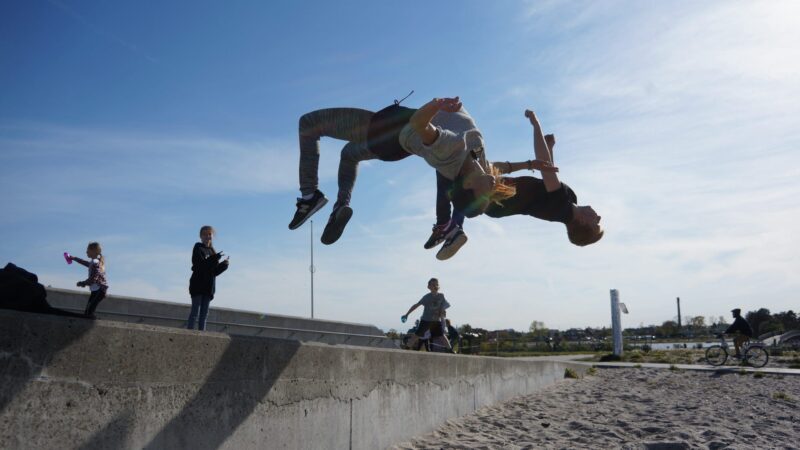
[724, 308, 754, 358]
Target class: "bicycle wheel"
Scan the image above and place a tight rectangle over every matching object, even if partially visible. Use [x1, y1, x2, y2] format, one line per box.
[705, 345, 728, 366]
[744, 346, 769, 368]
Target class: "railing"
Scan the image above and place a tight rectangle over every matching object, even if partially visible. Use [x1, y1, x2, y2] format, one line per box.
[57, 306, 390, 343]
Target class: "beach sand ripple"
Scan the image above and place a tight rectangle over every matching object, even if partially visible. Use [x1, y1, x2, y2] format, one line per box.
[390, 368, 800, 449]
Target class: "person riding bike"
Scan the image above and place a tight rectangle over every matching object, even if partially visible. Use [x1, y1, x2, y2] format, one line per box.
[724, 308, 753, 358]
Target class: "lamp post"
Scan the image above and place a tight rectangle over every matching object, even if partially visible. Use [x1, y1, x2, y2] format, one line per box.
[310, 220, 315, 318]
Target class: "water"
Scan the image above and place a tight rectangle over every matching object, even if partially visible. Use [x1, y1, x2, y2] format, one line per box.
[629, 341, 712, 350]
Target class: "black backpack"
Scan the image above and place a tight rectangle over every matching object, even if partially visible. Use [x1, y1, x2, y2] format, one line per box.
[0, 263, 84, 317]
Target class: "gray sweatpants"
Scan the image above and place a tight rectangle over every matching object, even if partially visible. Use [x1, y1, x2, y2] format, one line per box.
[298, 108, 378, 208]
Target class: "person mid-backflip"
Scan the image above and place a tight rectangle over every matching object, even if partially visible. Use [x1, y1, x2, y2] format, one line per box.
[288, 96, 512, 246]
[424, 108, 604, 259]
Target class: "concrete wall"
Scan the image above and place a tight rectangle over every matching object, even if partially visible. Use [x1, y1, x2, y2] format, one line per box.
[46, 287, 397, 349]
[0, 309, 586, 450]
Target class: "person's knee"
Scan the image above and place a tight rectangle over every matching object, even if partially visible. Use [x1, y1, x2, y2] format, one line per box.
[299, 113, 317, 136]
[340, 143, 358, 162]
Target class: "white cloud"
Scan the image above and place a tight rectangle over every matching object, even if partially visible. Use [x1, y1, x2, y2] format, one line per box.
[0, 123, 316, 196]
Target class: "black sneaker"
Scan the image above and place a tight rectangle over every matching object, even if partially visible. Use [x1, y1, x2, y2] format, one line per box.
[321, 205, 353, 245]
[423, 222, 450, 249]
[288, 190, 328, 230]
[436, 226, 468, 260]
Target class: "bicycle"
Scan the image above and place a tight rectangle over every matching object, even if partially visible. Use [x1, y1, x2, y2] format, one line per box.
[704, 334, 769, 368]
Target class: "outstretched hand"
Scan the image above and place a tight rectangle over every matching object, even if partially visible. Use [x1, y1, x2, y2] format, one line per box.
[419, 97, 462, 114]
[531, 159, 558, 172]
[436, 97, 462, 112]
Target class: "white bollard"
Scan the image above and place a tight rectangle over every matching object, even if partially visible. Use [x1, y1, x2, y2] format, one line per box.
[610, 289, 622, 356]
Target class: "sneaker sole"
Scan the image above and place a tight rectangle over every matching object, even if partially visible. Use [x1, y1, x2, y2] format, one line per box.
[423, 236, 446, 250]
[436, 233, 468, 260]
[321, 206, 353, 245]
[288, 197, 329, 230]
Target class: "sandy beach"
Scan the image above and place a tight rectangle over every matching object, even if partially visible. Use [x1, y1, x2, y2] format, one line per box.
[391, 368, 800, 449]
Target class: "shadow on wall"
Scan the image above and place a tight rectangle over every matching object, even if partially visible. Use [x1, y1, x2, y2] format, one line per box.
[141, 337, 302, 450]
[0, 318, 94, 416]
[77, 409, 135, 450]
[0, 263, 94, 414]
[1, 309, 304, 450]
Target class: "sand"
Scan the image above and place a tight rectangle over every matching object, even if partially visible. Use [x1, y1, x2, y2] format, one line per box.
[390, 368, 800, 449]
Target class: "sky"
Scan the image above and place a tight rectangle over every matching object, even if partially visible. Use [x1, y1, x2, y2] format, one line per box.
[1, 0, 799, 333]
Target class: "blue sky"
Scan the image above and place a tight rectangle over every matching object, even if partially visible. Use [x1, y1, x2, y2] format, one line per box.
[2, 0, 798, 332]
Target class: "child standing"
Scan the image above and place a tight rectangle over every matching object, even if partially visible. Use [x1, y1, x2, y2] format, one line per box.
[401, 278, 451, 351]
[68, 242, 108, 318]
[188, 225, 229, 331]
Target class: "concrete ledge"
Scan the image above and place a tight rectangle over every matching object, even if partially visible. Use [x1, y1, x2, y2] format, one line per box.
[0, 309, 586, 449]
[45, 287, 397, 349]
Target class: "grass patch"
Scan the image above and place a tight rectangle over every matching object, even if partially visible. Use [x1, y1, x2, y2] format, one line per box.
[738, 368, 748, 375]
[753, 372, 765, 379]
[669, 364, 680, 371]
[496, 351, 603, 358]
[599, 353, 622, 362]
[586, 367, 597, 376]
[772, 392, 795, 402]
[634, 363, 643, 369]
[564, 368, 580, 379]
[588, 349, 704, 365]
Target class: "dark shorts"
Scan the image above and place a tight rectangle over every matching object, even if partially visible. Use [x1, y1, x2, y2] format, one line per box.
[415, 319, 444, 338]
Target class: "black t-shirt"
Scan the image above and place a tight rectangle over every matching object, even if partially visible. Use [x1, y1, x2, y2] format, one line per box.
[366, 104, 417, 161]
[725, 316, 753, 337]
[485, 176, 576, 224]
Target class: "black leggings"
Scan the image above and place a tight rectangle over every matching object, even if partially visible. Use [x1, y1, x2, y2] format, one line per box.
[84, 288, 107, 316]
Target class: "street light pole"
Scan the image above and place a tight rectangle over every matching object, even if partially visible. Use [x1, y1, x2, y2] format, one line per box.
[310, 220, 315, 319]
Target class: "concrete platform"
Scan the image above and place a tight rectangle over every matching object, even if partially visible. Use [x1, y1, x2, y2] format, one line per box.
[45, 287, 397, 349]
[0, 309, 587, 450]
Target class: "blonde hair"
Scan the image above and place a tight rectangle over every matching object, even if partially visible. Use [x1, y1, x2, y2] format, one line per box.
[488, 164, 516, 205]
[87, 242, 105, 271]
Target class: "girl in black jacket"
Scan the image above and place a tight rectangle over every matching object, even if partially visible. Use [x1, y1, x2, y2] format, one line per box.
[187, 225, 229, 330]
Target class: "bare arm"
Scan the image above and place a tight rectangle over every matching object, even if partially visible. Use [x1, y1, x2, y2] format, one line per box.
[409, 97, 463, 145]
[524, 110, 561, 192]
[493, 159, 558, 175]
[403, 303, 421, 319]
